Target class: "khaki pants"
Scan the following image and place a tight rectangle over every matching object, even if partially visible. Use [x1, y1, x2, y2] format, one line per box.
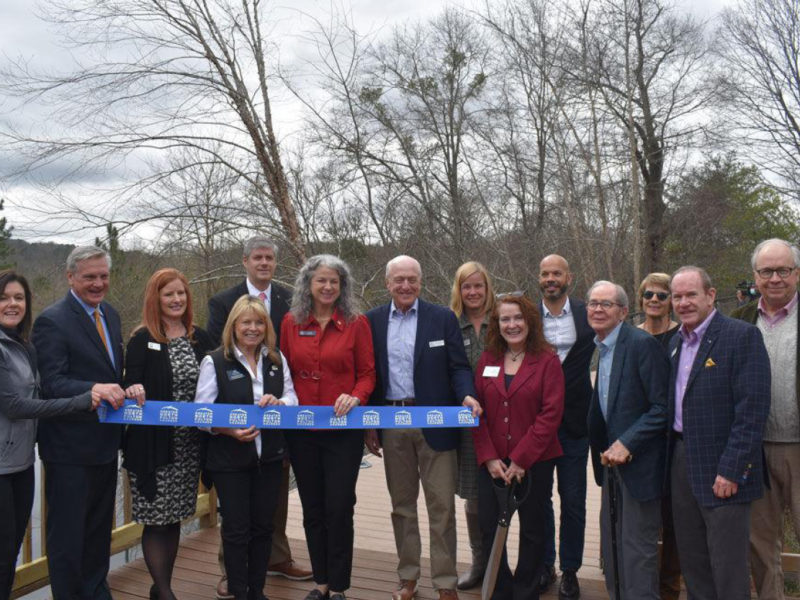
[383, 428, 458, 591]
[750, 442, 800, 600]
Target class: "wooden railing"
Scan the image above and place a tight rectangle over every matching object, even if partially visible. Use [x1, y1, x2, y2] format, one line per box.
[11, 463, 217, 598]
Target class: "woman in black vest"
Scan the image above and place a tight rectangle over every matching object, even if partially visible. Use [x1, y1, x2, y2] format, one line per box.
[194, 296, 299, 600]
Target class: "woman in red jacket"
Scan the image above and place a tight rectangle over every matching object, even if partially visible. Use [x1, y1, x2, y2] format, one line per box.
[473, 293, 565, 600]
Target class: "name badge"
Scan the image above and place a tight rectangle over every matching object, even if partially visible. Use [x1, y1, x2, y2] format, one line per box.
[463, 339, 471, 346]
[227, 369, 245, 381]
[147, 342, 161, 351]
[483, 366, 501, 378]
[429, 339, 445, 348]
[670, 348, 677, 358]
[299, 330, 317, 337]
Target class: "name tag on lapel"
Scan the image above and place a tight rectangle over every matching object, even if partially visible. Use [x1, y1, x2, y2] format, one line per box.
[670, 347, 677, 358]
[299, 330, 317, 337]
[463, 339, 471, 346]
[429, 339, 445, 348]
[483, 366, 501, 378]
[227, 369, 245, 381]
[147, 342, 161, 351]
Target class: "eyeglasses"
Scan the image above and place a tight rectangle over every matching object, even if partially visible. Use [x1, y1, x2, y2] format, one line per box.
[587, 300, 623, 311]
[755, 267, 796, 280]
[643, 290, 669, 301]
[497, 290, 525, 299]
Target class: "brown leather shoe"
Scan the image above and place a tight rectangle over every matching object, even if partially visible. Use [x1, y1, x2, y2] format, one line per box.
[438, 590, 459, 600]
[215, 575, 234, 600]
[391, 580, 418, 600]
[267, 559, 313, 581]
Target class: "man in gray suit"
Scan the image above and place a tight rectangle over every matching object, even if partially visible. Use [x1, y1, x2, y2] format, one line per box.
[586, 281, 669, 600]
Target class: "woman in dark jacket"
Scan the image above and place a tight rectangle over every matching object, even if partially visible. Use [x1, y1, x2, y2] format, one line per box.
[122, 268, 213, 600]
[0, 270, 101, 600]
[195, 295, 298, 600]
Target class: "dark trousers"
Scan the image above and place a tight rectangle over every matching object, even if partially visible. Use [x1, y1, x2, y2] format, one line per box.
[287, 429, 363, 592]
[44, 460, 117, 600]
[0, 466, 34, 600]
[478, 460, 552, 600]
[542, 430, 588, 571]
[211, 460, 282, 600]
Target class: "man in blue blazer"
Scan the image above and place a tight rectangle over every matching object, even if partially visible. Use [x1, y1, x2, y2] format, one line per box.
[586, 281, 669, 600]
[365, 255, 480, 600]
[32, 246, 129, 600]
[668, 266, 771, 600]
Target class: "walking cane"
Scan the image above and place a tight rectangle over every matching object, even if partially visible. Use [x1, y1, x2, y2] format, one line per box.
[607, 465, 622, 600]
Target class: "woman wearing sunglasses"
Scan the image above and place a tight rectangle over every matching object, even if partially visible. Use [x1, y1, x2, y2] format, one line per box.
[636, 273, 679, 351]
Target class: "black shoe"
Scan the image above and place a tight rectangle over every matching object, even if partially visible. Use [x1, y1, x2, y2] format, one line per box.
[304, 591, 330, 600]
[538, 564, 556, 593]
[558, 570, 580, 600]
[149, 585, 159, 600]
[329, 594, 346, 600]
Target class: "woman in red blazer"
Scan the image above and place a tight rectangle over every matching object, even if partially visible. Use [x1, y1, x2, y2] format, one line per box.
[473, 293, 564, 600]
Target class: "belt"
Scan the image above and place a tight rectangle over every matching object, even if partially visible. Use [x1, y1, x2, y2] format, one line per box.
[386, 398, 415, 406]
[672, 429, 683, 441]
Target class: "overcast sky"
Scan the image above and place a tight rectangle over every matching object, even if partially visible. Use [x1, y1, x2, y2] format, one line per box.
[0, 0, 732, 244]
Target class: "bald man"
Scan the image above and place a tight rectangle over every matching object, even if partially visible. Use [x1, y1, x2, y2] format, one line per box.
[537, 255, 594, 600]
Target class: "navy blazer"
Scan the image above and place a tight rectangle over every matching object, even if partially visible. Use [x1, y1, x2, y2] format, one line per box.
[587, 321, 669, 502]
[32, 292, 124, 465]
[667, 311, 771, 507]
[540, 297, 595, 438]
[206, 280, 291, 347]
[367, 298, 476, 452]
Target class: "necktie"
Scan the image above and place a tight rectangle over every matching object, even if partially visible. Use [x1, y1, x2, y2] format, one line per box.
[258, 292, 267, 301]
[95, 308, 111, 354]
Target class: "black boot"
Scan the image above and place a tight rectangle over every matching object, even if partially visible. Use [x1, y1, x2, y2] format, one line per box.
[457, 502, 486, 590]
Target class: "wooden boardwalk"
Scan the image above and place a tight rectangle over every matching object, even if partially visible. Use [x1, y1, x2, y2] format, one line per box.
[107, 457, 632, 600]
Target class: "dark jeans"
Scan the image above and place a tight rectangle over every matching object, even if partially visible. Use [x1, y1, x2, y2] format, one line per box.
[287, 429, 364, 592]
[543, 430, 588, 571]
[211, 460, 283, 600]
[478, 460, 553, 600]
[45, 460, 117, 600]
[0, 466, 34, 600]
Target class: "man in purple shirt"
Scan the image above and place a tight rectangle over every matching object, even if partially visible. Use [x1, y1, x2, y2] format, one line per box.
[732, 238, 800, 600]
[668, 266, 771, 600]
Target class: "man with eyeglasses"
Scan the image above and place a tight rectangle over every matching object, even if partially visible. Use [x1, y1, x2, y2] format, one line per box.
[731, 239, 800, 600]
[668, 266, 770, 600]
[365, 255, 481, 600]
[585, 281, 669, 599]
[537, 255, 594, 600]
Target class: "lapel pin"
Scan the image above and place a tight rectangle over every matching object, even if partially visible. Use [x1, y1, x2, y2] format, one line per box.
[705, 358, 716, 368]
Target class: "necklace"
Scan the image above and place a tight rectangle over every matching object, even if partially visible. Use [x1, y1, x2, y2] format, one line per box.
[508, 349, 524, 362]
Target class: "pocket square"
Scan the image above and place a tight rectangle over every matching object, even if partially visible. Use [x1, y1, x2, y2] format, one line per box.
[705, 358, 716, 368]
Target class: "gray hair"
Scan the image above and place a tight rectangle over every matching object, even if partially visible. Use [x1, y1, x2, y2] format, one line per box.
[66, 246, 111, 273]
[243, 236, 278, 259]
[751, 238, 800, 270]
[671, 266, 713, 292]
[290, 254, 358, 322]
[587, 280, 629, 309]
[385, 255, 422, 280]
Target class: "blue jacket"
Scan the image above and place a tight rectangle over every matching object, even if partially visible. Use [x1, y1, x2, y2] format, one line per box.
[667, 311, 771, 507]
[587, 321, 669, 502]
[367, 298, 475, 452]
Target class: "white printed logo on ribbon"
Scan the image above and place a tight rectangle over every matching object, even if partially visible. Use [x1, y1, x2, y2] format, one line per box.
[297, 409, 314, 427]
[426, 410, 444, 425]
[329, 415, 347, 427]
[395, 410, 412, 426]
[124, 405, 144, 422]
[98, 405, 107, 421]
[194, 407, 213, 425]
[159, 405, 179, 424]
[262, 410, 281, 427]
[458, 409, 475, 425]
[229, 408, 248, 426]
[362, 410, 380, 427]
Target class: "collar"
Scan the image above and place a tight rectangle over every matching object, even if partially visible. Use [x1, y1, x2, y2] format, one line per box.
[391, 298, 419, 317]
[70, 289, 103, 316]
[246, 279, 272, 299]
[679, 308, 717, 343]
[543, 297, 572, 318]
[459, 311, 488, 328]
[301, 307, 346, 331]
[758, 292, 798, 317]
[233, 344, 268, 361]
[594, 320, 623, 350]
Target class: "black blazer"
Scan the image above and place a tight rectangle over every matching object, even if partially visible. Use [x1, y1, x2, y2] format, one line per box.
[367, 298, 475, 452]
[540, 297, 595, 438]
[32, 292, 124, 465]
[121, 326, 214, 498]
[206, 280, 291, 348]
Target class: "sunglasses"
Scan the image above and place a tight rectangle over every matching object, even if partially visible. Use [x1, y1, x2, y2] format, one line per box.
[643, 290, 669, 301]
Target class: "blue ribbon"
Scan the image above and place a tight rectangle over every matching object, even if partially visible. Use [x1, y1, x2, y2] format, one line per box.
[98, 400, 478, 430]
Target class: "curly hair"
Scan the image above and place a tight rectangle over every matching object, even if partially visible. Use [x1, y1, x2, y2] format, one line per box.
[290, 254, 358, 322]
[485, 294, 552, 358]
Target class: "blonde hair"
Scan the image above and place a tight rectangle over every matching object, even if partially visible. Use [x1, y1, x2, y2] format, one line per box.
[450, 261, 496, 318]
[221, 295, 280, 366]
[636, 272, 671, 311]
